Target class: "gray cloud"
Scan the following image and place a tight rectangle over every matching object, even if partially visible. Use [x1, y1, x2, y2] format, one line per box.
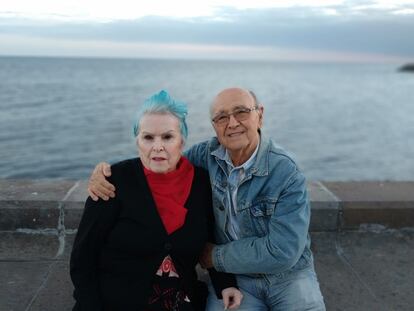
[1, 4, 414, 57]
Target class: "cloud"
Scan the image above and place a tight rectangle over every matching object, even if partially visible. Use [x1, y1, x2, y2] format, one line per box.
[1, 2, 414, 60]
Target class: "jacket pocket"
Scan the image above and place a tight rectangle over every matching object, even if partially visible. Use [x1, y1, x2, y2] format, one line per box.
[248, 199, 277, 236]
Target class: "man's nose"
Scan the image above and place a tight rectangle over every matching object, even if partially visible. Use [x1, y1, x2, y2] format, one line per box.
[227, 114, 240, 127]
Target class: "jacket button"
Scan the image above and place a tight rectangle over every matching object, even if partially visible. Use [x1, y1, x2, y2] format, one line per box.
[164, 242, 173, 250]
[218, 206, 225, 211]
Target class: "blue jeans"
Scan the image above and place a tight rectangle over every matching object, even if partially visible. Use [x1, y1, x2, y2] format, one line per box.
[206, 268, 325, 311]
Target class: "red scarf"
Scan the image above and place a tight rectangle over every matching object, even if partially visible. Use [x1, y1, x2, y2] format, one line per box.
[143, 157, 194, 235]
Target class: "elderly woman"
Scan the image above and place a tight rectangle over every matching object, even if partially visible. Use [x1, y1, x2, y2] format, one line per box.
[70, 90, 242, 311]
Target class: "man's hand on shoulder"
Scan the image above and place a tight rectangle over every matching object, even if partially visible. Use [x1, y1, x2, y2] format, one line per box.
[87, 162, 115, 201]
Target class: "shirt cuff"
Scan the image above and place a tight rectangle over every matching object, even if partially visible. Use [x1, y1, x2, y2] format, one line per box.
[212, 244, 226, 272]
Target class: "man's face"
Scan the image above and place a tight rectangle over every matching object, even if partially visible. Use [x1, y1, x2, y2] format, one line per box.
[211, 88, 263, 160]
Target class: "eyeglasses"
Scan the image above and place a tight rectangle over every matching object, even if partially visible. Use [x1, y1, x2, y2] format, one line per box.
[211, 106, 259, 125]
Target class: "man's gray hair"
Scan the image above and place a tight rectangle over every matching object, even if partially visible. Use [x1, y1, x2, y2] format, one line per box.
[248, 90, 260, 107]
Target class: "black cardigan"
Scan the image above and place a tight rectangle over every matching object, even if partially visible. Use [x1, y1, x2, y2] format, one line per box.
[70, 158, 236, 311]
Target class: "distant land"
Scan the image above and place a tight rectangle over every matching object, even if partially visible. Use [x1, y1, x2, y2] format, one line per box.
[399, 63, 414, 72]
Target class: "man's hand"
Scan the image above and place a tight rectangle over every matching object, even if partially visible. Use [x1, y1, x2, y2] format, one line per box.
[87, 162, 115, 201]
[199, 242, 215, 269]
[222, 287, 243, 310]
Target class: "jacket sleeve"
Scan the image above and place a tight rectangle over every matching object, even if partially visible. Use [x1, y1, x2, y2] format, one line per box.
[203, 175, 238, 299]
[183, 141, 210, 170]
[212, 167, 311, 275]
[70, 195, 120, 310]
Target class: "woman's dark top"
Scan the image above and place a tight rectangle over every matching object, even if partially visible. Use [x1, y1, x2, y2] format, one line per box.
[70, 158, 236, 311]
[146, 255, 192, 311]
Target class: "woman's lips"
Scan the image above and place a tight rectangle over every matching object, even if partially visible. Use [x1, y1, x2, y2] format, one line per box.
[152, 157, 166, 161]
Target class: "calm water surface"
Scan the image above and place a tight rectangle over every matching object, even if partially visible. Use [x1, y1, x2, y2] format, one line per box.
[1, 56, 413, 180]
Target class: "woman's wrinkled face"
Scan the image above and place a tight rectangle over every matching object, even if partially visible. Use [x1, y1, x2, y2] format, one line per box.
[137, 113, 184, 173]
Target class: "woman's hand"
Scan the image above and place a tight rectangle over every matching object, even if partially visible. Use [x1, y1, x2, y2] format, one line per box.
[199, 243, 215, 269]
[87, 162, 115, 201]
[221, 287, 243, 310]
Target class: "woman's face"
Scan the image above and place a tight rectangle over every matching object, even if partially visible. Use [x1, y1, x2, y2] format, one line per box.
[137, 113, 184, 173]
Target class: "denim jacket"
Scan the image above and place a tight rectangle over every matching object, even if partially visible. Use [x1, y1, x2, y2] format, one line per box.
[185, 134, 313, 277]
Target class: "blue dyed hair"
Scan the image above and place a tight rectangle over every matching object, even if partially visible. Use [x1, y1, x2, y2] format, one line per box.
[133, 90, 189, 142]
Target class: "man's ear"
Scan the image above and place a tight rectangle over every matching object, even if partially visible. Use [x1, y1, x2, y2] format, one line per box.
[258, 106, 264, 128]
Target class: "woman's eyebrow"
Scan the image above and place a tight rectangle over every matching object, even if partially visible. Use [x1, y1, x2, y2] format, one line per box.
[141, 130, 176, 135]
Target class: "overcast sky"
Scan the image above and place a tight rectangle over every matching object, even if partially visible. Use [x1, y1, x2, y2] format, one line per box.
[1, 0, 414, 62]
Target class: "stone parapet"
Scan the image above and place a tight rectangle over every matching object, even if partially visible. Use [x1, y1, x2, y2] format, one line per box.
[1, 179, 413, 232]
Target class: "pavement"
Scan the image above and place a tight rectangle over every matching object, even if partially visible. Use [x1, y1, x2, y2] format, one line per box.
[1, 179, 414, 311]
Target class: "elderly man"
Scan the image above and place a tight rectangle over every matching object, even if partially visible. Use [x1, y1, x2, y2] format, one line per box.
[88, 88, 325, 310]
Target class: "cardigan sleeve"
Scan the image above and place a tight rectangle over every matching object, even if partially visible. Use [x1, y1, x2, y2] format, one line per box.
[70, 194, 120, 311]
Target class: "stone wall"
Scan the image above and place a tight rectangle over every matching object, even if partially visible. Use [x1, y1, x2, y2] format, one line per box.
[1, 179, 413, 234]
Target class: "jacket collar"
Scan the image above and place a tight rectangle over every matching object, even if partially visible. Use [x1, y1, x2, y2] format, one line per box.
[210, 134, 272, 177]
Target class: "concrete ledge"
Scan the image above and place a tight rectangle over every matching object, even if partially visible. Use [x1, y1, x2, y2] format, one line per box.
[62, 181, 88, 230]
[308, 181, 340, 231]
[1, 179, 414, 232]
[0, 179, 76, 230]
[324, 182, 414, 229]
